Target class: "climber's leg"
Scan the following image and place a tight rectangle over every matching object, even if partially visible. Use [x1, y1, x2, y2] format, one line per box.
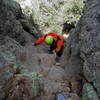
[48, 42, 56, 54]
[55, 45, 64, 66]
[56, 45, 64, 57]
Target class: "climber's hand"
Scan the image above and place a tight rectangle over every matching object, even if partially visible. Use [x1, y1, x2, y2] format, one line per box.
[32, 43, 37, 46]
[53, 50, 56, 57]
[52, 50, 56, 53]
[32, 43, 35, 46]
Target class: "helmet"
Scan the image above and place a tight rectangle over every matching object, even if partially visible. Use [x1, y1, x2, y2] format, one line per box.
[45, 36, 53, 45]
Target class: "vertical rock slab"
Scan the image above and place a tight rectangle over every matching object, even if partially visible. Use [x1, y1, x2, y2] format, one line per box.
[66, 0, 100, 98]
[82, 83, 99, 100]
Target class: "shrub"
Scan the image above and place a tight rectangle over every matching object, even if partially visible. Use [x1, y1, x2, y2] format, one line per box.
[16, 0, 85, 33]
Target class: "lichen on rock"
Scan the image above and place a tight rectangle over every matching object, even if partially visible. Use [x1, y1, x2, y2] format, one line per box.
[4, 72, 40, 100]
[82, 83, 99, 100]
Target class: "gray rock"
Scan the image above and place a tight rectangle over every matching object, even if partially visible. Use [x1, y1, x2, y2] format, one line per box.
[19, 18, 41, 38]
[68, 93, 81, 100]
[79, 0, 100, 98]
[39, 77, 70, 95]
[17, 72, 40, 97]
[0, 36, 25, 99]
[65, 56, 83, 77]
[64, 25, 83, 77]
[1, 0, 23, 19]
[0, 0, 100, 99]
[3, 72, 40, 100]
[65, 0, 100, 98]
[0, 64, 17, 100]
[0, 0, 39, 46]
[25, 53, 55, 73]
[0, 36, 23, 65]
[82, 83, 99, 100]
[47, 66, 66, 81]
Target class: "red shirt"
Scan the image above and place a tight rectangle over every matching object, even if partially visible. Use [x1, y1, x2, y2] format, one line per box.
[34, 32, 64, 52]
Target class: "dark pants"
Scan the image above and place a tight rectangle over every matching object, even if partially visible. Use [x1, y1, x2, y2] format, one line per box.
[50, 42, 64, 57]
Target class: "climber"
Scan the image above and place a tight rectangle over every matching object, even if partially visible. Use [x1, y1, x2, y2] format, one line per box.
[32, 32, 65, 65]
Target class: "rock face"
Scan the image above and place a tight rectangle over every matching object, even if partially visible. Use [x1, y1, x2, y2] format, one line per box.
[0, 0, 100, 100]
[3, 72, 40, 100]
[82, 83, 99, 100]
[65, 0, 100, 99]
[0, 1, 73, 100]
[47, 66, 66, 81]
[0, 0, 39, 46]
[0, 0, 41, 99]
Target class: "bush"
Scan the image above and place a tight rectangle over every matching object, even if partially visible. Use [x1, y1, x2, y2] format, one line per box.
[16, 0, 85, 33]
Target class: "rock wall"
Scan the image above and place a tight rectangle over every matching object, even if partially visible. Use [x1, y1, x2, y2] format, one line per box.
[0, 0, 100, 100]
[0, 0, 41, 99]
[0, 0, 39, 46]
[65, 0, 100, 99]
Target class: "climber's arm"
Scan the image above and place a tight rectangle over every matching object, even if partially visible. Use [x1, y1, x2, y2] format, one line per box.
[55, 40, 63, 52]
[33, 35, 46, 46]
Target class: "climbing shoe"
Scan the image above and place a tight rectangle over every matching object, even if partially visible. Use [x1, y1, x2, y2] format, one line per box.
[54, 92, 66, 100]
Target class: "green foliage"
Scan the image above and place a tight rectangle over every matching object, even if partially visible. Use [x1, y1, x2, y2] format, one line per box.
[63, 0, 84, 24]
[15, 0, 84, 33]
[31, 0, 84, 33]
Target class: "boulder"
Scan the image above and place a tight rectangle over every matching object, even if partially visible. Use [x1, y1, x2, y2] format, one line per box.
[65, 0, 100, 98]
[47, 66, 66, 81]
[4, 72, 40, 100]
[0, 0, 38, 46]
[82, 83, 99, 100]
